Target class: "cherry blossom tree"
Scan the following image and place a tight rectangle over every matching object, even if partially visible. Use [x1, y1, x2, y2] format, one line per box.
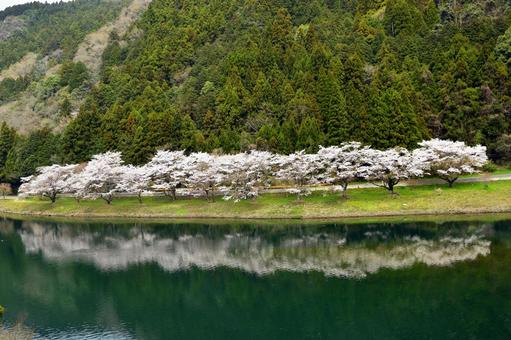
[75, 151, 125, 204]
[317, 142, 373, 198]
[363, 147, 430, 194]
[144, 150, 187, 200]
[185, 152, 226, 202]
[417, 139, 488, 187]
[63, 163, 87, 203]
[222, 151, 275, 202]
[15, 139, 490, 204]
[19, 164, 79, 203]
[273, 151, 321, 199]
[117, 165, 150, 203]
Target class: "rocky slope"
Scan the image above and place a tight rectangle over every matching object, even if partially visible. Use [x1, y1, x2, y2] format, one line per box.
[0, 0, 149, 133]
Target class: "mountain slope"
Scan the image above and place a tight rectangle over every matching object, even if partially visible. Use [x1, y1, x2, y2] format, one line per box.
[0, 0, 136, 132]
[1, 0, 511, 185]
[73, 0, 151, 81]
[61, 0, 511, 164]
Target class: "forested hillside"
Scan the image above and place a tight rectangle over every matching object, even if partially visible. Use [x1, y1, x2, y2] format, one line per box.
[1, 0, 511, 186]
[0, 0, 130, 134]
[63, 0, 511, 163]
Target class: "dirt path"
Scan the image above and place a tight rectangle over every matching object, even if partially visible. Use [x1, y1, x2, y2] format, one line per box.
[263, 173, 511, 193]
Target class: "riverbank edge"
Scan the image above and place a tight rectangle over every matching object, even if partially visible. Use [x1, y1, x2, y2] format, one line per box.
[1, 203, 511, 221]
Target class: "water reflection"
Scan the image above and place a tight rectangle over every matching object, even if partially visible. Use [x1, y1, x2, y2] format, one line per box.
[10, 219, 492, 278]
[34, 328, 135, 340]
[1, 218, 510, 340]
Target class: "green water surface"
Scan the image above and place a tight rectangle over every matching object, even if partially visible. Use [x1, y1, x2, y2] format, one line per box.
[0, 217, 510, 339]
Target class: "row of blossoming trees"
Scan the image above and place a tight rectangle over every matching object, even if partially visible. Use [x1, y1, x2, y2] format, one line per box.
[19, 139, 488, 204]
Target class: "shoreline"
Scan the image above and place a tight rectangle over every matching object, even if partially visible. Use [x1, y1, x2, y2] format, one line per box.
[2, 179, 511, 222]
[4, 209, 511, 227]
[2, 205, 511, 220]
[3, 207, 511, 226]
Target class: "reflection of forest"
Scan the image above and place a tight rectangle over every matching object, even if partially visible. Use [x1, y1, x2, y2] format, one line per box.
[12, 220, 492, 278]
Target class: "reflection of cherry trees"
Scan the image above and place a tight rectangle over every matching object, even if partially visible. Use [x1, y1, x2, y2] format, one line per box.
[17, 221, 491, 279]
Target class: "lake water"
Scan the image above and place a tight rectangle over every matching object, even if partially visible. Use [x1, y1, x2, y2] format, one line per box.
[0, 216, 510, 339]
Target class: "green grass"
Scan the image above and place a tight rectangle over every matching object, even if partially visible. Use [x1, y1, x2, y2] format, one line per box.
[457, 168, 511, 178]
[1, 180, 511, 220]
[490, 168, 511, 175]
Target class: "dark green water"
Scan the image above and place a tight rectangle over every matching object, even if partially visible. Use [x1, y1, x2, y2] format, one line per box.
[0, 217, 510, 339]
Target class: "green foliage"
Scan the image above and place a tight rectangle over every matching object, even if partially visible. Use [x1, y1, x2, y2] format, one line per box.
[384, 0, 425, 37]
[3, 128, 59, 186]
[0, 2, 45, 21]
[0, 122, 16, 171]
[59, 0, 509, 163]
[482, 161, 497, 172]
[60, 101, 102, 163]
[297, 116, 324, 153]
[495, 27, 511, 65]
[316, 60, 351, 145]
[494, 134, 511, 162]
[34, 74, 61, 99]
[59, 61, 90, 91]
[0, 77, 30, 104]
[59, 96, 72, 116]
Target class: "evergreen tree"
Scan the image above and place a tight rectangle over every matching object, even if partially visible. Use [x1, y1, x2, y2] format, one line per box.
[297, 117, 324, 153]
[5, 129, 59, 184]
[384, 0, 424, 37]
[216, 67, 247, 128]
[61, 103, 102, 163]
[366, 86, 425, 149]
[0, 122, 16, 172]
[60, 61, 90, 90]
[316, 61, 350, 145]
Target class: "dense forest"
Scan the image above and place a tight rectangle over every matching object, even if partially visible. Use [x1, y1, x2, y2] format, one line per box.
[1, 0, 511, 187]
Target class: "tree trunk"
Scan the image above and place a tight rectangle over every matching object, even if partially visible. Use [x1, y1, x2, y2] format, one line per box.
[385, 179, 399, 195]
[341, 182, 348, 199]
[164, 189, 177, 200]
[102, 195, 113, 204]
[388, 182, 394, 194]
[447, 178, 458, 188]
[45, 192, 57, 203]
[205, 187, 215, 202]
[137, 192, 142, 204]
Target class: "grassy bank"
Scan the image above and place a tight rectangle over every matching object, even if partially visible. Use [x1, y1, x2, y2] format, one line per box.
[1, 180, 511, 219]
